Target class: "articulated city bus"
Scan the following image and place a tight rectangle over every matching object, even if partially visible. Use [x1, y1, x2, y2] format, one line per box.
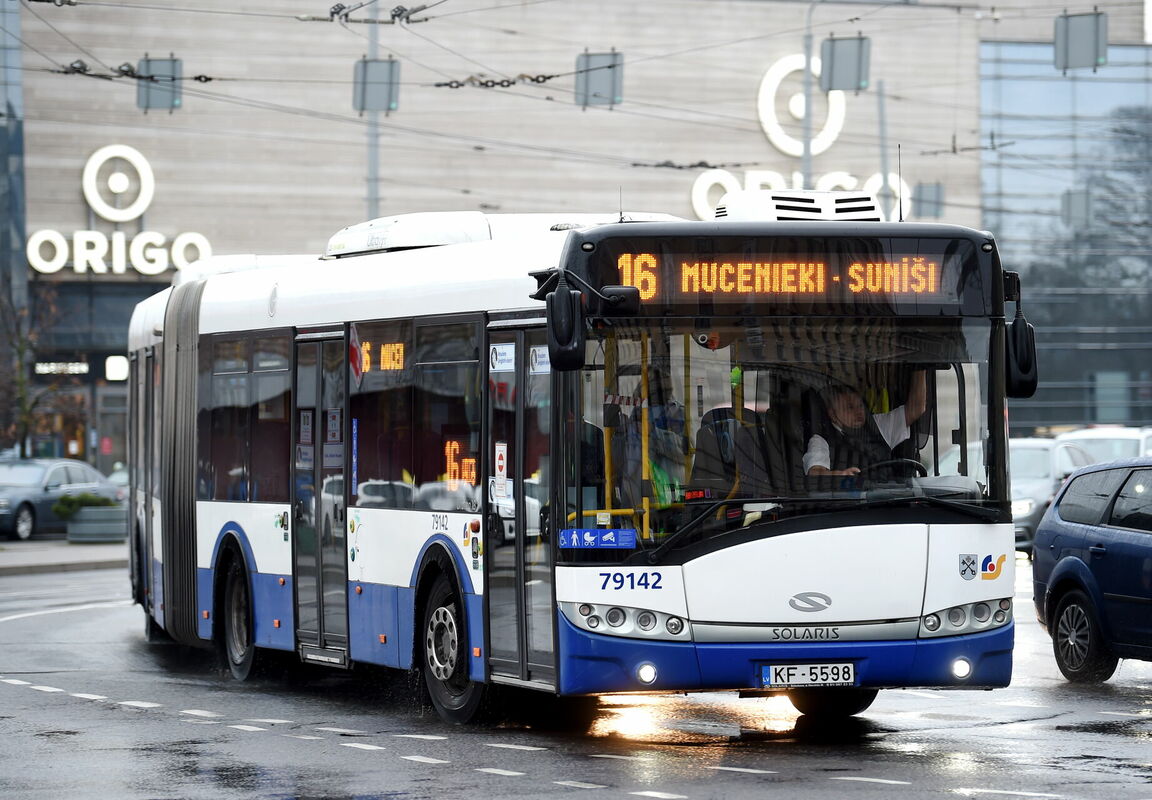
[127, 193, 1037, 722]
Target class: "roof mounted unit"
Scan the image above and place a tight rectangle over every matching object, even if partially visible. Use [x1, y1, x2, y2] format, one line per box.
[715, 190, 882, 222]
[325, 211, 683, 258]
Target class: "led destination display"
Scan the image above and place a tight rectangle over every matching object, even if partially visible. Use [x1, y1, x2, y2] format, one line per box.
[618, 253, 940, 299]
[591, 235, 978, 313]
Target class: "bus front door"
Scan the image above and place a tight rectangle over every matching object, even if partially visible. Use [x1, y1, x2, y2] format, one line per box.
[486, 327, 556, 687]
[292, 336, 350, 666]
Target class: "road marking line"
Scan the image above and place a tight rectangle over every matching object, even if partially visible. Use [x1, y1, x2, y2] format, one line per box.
[341, 743, 386, 751]
[316, 727, 366, 734]
[283, 734, 324, 740]
[953, 791, 1062, 798]
[247, 718, 294, 724]
[1099, 711, 1145, 718]
[831, 777, 912, 785]
[0, 600, 132, 624]
[71, 694, 107, 700]
[554, 781, 607, 789]
[708, 766, 777, 774]
[180, 709, 224, 718]
[631, 792, 687, 799]
[401, 755, 450, 764]
[118, 701, 162, 708]
[228, 725, 267, 732]
[476, 768, 525, 776]
[393, 734, 448, 740]
[29, 686, 64, 693]
[183, 720, 221, 725]
[590, 754, 649, 761]
[485, 742, 547, 751]
[2, 679, 31, 685]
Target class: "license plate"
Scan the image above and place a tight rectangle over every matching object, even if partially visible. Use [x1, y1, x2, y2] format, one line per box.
[761, 663, 855, 687]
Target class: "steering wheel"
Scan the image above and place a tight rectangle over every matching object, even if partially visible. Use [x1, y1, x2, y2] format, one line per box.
[860, 458, 928, 478]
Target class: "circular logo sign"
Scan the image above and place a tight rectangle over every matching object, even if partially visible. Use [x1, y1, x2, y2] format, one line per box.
[81, 144, 156, 223]
[757, 54, 846, 158]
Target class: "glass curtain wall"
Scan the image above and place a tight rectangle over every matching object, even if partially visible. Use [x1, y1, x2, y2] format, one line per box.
[981, 42, 1152, 433]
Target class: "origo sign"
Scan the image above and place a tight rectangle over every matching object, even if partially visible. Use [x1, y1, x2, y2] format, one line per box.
[690, 54, 911, 221]
[27, 145, 212, 276]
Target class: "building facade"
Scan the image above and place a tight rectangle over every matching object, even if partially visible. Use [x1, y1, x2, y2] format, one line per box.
[1, 0, 1148, 467]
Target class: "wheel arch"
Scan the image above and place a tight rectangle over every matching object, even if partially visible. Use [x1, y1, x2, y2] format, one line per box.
[1043, 556, 1100, 629]
[210, 530, 251, 645]
[410, 540, 469, 668]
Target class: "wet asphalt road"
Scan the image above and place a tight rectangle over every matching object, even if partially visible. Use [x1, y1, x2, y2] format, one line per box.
[0, 557, 1150, 799]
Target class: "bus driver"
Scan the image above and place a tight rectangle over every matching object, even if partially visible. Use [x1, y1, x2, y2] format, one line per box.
[803, 371, 927, 478]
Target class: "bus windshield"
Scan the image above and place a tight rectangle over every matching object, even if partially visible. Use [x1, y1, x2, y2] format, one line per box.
[562, 316, 1001, 563]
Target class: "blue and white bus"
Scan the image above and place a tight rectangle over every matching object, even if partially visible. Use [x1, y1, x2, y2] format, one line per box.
[127, 193, 1038, 722]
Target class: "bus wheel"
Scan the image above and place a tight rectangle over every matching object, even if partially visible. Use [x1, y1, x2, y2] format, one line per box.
[1052, 590, 1118, 683]
[221, 556, 259, 681]
[787, 687, 878, 718]
[421, 573, 484, 723]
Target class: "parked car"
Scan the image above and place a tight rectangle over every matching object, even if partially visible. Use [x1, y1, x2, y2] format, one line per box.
[938, 438, 1093, 555]
[1032, 457, 1152, 683]
[1054, 426, 1152, 464]
[0, 458, 123, 540]
[1007, 438, 1093, 556]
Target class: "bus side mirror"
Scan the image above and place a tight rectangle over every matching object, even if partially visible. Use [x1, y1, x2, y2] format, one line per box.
[546, 288, 585, 371]
[597, 285, 640, 316]
[1006, 315, 1038, 398]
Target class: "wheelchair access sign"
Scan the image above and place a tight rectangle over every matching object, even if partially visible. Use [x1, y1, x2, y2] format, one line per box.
[559, 528, 637, 549]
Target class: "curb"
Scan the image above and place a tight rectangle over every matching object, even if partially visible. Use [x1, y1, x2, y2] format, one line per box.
[0, 559, 128, 577]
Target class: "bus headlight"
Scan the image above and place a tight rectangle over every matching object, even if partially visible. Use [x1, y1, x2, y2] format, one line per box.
[560, 602, 691, 641]
[920, 598, 1013, 638]
[636, 663, 658, 685]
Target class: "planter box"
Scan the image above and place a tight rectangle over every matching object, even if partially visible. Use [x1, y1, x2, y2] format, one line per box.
[66, 505, 128, 543]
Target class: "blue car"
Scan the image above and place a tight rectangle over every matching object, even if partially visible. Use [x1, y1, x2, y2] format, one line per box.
[1032, 457, 1152, 682]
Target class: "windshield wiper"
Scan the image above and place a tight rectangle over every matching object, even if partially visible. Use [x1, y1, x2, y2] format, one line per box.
[642, 495, 814, 564]
[852, 493, 1004, 522]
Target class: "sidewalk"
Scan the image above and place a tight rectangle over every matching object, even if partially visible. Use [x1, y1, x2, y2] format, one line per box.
[0, 538, 129, 577]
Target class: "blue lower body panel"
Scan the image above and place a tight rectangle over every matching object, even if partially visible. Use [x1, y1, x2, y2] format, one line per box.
[195, 566, 295, 651]
[556, 613, 1013, 695]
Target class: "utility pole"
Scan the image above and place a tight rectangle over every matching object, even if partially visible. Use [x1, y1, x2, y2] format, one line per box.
[367, 3, 381, 220]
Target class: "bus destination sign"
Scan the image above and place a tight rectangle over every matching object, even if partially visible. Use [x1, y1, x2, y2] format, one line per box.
[617, 253, 940, 301]
[590, 235, 977, 312]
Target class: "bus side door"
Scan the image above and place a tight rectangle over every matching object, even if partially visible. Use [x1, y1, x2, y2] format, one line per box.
[485, 326, 556, 686]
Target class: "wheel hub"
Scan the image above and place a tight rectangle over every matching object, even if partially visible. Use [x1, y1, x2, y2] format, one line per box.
[426, 606, 458, 681]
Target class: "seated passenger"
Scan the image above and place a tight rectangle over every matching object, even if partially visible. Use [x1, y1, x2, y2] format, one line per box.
[804, 371, 927, 478]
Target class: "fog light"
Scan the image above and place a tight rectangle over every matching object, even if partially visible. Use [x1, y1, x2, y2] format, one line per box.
[665, 617, 684, 635]
[923, 614, 940, 631]
[636, 611, 656, 631]
[951, 658, 972, 680]
[636, 662, 657, 685]
[973, 603, 991, 622]
[994, 610, 1006, 624]
[578, 603, 593, 617]
[947, 607, 966, 627]
[606, 607, 626, 627]
[586, 615, 601, 629]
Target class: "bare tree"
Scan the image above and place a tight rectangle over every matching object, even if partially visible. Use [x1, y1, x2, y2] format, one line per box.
[0, 285, 66, 458]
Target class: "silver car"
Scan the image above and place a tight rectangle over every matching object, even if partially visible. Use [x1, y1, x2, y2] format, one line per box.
[0, 459, 122, 540]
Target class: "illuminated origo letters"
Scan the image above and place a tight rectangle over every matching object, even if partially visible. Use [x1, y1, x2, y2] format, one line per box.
[27, 144, 211, 275]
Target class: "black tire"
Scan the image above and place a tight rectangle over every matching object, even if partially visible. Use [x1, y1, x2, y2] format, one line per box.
[787, 687, 878, 718]
[1052, 590, 1118, 683]
[221, 556, 259, 681]
[11, 504, 34, 541]
[421, 572, 485, 723]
